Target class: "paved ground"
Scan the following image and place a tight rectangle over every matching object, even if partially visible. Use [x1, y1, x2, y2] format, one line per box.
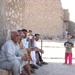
[32, 40, 75, 75]
[33, 59, 75, 75]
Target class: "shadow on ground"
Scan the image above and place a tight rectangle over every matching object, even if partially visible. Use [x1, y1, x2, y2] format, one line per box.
[33, 60, 75, 75]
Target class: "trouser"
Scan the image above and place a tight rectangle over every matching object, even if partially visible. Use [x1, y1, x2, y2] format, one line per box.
[36, 52, 43, 63]
[30, 51, 36, 65]
[0, 60, 28, 75]
[65, 53, 72, 65]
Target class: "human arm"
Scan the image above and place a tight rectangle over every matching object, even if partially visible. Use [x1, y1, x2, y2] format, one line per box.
[5, 43, 22, 61]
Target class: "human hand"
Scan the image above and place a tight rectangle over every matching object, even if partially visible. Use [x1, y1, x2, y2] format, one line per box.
[30, 47, 35, 51]
[40, 50, 44, 53]
[39, 49, 44, 53]
[21, 55, 29, 61]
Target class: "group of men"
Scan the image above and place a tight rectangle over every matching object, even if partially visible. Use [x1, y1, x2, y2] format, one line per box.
[0, 29, 48, 75]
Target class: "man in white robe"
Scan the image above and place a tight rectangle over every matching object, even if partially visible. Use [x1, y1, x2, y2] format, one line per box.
[0, 31, 31, 75]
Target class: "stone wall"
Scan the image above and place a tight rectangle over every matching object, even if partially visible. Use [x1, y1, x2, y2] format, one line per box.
[23, 0, 64, 39]
[0, 0, 7, 47]
[0, 0, 69, 47]
[5, 0, 26, 40]
[68, 21, 75, 37]
[0, 0, 26, 47]
[63, 9, 69, 30]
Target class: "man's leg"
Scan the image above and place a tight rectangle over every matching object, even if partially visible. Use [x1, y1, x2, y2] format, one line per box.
[37, 52, 43, 62]
[24, 63, 31, 75]
[11, 60, 20, 75]
[31, 51, 36, 65]
[0, 60, 20, 75]
[37, 52, 47, 64]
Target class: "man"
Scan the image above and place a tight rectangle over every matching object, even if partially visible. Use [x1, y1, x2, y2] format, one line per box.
[21, 29, 30, 49]
[21, 29, 38, 69]
[21, 29, 33, 59]
[17, 30, 35, 74]
[0, 31, 31, 75]
[34, 34, 48, 65]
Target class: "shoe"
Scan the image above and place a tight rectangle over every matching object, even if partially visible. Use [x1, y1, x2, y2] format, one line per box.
[20, 74, 28, 75]
[63, 63, 67, 65]
[32, 65, 38, 69]
[67, 64, 72, 66]
[37, 63, 43, 66]
[41, 62, 48, 65]
[31, 67, 35, 71]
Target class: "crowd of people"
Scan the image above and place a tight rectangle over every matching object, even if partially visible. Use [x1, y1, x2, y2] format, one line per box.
[0, 29, 48, 75]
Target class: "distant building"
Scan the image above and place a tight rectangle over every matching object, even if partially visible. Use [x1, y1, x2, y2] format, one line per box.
[0, 0, 69, 47]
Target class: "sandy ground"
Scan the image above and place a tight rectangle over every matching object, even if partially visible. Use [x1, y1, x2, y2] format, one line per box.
[32, 59, 75, 75]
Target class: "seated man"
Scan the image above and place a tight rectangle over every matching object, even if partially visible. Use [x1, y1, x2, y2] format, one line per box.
[17, 30, 35, 74]
[34, 34, 48, 65]
[0, 31, 31, 75]
[21, 29, 38, 69]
